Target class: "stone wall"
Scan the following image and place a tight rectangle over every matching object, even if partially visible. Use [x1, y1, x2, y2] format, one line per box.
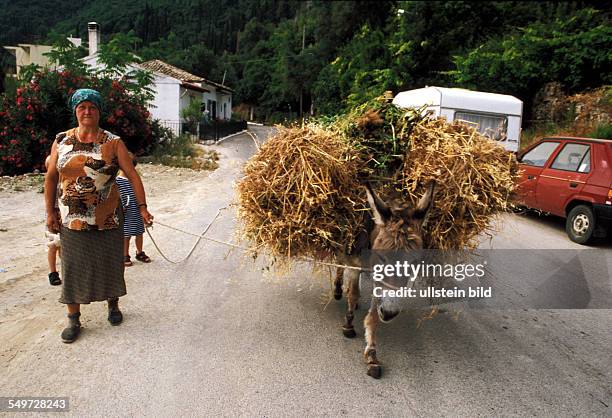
[532, 83, 611, 135]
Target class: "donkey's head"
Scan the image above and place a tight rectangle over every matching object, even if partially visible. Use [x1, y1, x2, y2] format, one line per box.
[365, 181, 435, 321]
[365, 182, 435, 251]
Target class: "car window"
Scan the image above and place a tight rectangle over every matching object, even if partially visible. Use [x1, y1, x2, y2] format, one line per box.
[577, 149, 591, 173]
[521, 142, 560, 167]
[550, 143, 590, 172]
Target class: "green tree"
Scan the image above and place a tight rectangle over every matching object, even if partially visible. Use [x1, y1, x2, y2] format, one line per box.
[96, 30, 141, 77]
[97, 31, 155, 103]
[43, 31, 89, 76]
[180, 99, 203, 134]
[3, 0, 610, 121]
[313, 25, 392, 114]
[450, 8, 612, 111]
[233, 19, 275, 105]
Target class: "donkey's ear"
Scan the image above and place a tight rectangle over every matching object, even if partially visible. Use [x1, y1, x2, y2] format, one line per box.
[414, 181, 435, 219]
[365, 182, 391, 226]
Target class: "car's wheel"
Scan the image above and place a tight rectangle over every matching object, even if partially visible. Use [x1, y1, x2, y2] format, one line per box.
[566, 205, 595, 244]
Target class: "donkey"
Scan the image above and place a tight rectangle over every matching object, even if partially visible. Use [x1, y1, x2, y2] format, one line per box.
[334, 181, 435, 378]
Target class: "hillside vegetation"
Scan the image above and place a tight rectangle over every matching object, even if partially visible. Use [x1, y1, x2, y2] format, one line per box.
[1, 0, 610, 122]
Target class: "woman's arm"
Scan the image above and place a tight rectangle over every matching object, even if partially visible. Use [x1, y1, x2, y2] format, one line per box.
[44, 141, 60, 233]
[117, 140, 154, 225]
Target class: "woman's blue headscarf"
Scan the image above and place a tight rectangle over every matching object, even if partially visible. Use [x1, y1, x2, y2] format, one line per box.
[69, 89, 104, 114]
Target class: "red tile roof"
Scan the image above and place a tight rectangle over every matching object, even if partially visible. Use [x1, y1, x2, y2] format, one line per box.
[140, 59, 203, 83]
[139, 59, 233, 92]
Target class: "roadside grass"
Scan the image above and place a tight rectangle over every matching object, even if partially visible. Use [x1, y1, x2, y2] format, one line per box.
[520, 123, 561, 150]
[139, 134, 219, 171]
[0, 173, 45, 193]
[1, 135, 219, 193]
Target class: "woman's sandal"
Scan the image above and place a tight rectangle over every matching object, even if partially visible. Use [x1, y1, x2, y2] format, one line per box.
[124, 255, 133, 267]
[135, 251, 152, 263]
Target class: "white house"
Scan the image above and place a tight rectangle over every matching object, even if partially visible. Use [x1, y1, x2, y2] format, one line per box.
[393, 86, 523, 152]
[138, 59, 234, 131]
[3, 38, 81, 77]
[81, 22, 233, 135]
[137, 59, 211, 134]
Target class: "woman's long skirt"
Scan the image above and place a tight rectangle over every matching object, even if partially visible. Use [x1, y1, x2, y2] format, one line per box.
[59, 222, 126, 304]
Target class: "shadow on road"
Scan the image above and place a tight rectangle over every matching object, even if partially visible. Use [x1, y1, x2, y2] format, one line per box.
[517, 209, 612, 248]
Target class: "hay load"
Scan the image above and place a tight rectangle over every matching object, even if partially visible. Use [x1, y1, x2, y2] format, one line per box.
[237, 98, 519, 260]
[237, 125, 367, 260]
[403, 118, 519, 249]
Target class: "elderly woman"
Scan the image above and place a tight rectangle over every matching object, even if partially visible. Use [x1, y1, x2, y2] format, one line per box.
[45, 88, 153, 343]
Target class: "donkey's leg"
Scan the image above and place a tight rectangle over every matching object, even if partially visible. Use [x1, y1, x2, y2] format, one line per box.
[342, 268, 360, 338]
[364, 301, 382, 378]
[333, 267, 344, 300]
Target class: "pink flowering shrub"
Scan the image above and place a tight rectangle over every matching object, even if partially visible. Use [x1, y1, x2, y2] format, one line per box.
[0, 69, 156, 175]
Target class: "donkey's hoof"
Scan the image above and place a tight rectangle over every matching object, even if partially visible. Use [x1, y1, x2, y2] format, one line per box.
[342, 327, 356, 338]
[367, 363, 382, 379]
[333, 291, 342, 300]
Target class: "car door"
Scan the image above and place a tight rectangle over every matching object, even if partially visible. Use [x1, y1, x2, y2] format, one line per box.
[517, 141, 561, 208]
[536, 142, 591, 216]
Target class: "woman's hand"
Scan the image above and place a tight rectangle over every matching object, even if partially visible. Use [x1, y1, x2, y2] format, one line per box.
[46, 209, 61, 233]
[139, 206, 154, 227]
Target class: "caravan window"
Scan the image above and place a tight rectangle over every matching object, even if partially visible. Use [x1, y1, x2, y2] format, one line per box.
[454, 112, 508, 141]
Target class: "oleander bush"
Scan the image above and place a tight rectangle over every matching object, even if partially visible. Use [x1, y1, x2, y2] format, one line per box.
[0, 69, 157, 175]
[0, 32, 161, 176]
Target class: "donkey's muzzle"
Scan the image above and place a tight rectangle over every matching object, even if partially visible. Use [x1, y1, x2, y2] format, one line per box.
[378, 306, 400, 323]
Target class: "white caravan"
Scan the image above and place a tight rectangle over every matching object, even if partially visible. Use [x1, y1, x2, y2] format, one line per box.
[393, 86, 523, 152]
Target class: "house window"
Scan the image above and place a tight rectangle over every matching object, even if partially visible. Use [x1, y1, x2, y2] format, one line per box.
[455, 111, 508, 141]
[223, 103, 227, 119]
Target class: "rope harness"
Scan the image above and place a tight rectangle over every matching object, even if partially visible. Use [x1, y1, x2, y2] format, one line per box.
[144, 209, 364, 272]
[144, 207, 227, 264]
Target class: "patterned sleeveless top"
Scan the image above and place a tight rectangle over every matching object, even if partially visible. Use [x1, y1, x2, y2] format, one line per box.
[56, 128, 122, 231]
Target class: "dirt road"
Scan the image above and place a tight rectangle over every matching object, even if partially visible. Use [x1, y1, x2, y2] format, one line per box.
[1, 126, 610, 416]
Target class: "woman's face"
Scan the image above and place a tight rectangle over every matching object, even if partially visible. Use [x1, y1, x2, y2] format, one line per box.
[75, 101, 100, 128]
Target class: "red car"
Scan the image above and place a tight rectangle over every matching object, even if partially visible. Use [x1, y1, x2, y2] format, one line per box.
[517, 137, 612, 244]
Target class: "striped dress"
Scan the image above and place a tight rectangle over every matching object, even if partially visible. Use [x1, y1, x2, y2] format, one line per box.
[116, 176, 145, 237]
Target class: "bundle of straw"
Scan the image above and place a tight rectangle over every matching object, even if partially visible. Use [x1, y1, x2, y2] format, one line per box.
[402, 118, 520, 249]
[238, 97, 519, 261]
[237, 125, 367, 259]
